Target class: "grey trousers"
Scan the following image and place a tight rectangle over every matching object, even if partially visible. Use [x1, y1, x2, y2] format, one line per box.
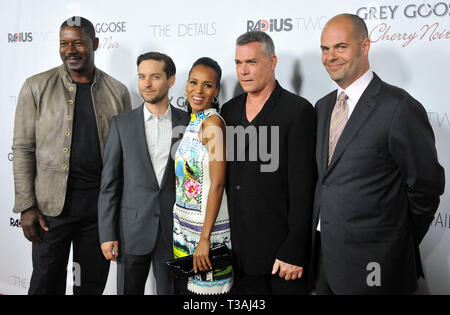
[116, 226, 174, 295]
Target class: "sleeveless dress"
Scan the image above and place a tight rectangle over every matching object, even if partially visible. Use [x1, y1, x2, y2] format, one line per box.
[173, 108, 233, 295]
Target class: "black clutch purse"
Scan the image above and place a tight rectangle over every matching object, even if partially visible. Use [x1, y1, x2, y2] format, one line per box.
[166, 244, 231, 280]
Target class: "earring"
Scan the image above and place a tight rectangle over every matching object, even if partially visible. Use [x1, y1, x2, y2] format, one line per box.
[213, 97, 219, 103]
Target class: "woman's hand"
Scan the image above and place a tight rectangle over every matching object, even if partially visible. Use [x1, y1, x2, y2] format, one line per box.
[193, 237, 212, 273]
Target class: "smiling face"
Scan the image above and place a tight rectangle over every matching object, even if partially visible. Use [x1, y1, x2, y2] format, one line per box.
[235, 41, 276, 94]
[59, 26, 98, 75]
[138, 59, 174, 105]
[186, 65, 219, 113]
[320, 17, 370, 89]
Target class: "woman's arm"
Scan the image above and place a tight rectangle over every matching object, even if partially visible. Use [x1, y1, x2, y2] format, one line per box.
[193, 115, 226, 273]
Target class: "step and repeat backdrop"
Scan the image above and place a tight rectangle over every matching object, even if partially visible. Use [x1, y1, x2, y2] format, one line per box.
[0, 0, 449, 294]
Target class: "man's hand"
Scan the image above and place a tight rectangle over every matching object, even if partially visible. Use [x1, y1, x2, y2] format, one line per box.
[101, 241, 119, 262]
[272, 259, 303, 281]
[21, 206, 48, 243]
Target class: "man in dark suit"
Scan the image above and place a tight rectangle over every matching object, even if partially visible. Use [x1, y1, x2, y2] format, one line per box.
[312, 14, 445, 294]
[98, 52, 189, 294]
[221, 31, 316, 294]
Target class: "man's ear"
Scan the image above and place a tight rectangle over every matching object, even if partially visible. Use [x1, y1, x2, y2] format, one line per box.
[168, 75, 176, 88]
[361, 37, 370, 57]
[93, 37, 99, 52]
[271, 54, 278, 71]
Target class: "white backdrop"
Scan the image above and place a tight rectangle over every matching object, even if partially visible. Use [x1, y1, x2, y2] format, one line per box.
[1, 0, 449, 294]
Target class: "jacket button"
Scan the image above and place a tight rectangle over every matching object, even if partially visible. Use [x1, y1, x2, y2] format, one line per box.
[65, 131, 71, 136]
[63, 148, 69, 153]
[67, 115, 72, 120]
[235, 185, 241, 190]
[62, 164, 67, 169]
[68, 100, 73, 105]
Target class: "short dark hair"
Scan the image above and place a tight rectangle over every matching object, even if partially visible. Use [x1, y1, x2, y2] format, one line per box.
[136, 52, 176, 78]
[186, 57, 222, 113]
[60, 16, 96, 39]
[236, 31, 275, 56]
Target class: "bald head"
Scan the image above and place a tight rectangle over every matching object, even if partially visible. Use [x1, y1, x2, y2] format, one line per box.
[320, 14, 371, 89]
[324, 14, 368, 42]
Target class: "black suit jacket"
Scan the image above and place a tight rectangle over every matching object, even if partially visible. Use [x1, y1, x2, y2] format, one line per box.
[221, 81, 316, 275]
[98, 104, 189, 256]
[311, 73, 445, 294]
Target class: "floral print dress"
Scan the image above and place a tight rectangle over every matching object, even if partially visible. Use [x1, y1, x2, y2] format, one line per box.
[173, 108, 232, 295]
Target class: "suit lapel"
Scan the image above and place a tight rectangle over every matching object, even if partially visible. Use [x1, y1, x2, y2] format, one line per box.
[325, 75, 382, 176]
[136, 104, 159, 188]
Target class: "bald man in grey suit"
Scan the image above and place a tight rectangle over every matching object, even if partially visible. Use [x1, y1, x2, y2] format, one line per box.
[311, 14, 444, 295]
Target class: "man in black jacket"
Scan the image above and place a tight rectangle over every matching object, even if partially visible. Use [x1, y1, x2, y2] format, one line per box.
[221, 31, 316, 294]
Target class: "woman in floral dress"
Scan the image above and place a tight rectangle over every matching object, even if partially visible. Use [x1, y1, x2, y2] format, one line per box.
[173, 57, 232, 295]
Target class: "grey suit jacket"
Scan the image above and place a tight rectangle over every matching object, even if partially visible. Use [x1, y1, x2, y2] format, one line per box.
[98, 104, 189, 255]
[311, 73, 445, 294]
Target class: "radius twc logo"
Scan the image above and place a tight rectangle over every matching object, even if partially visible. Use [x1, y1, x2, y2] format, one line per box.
[247, 18, 294, 32]
[8, 32, 33, 43]
[247, 18, 293, 32]
[8, 31, 53, 44]
[246, 16, 327, 32]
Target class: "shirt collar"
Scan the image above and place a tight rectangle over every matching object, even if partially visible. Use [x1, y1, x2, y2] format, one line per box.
[337, 69, 373, 104]
[143, 103, 172, 122]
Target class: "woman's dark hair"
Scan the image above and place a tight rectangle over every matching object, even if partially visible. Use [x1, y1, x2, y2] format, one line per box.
[185, 57, 222, 113]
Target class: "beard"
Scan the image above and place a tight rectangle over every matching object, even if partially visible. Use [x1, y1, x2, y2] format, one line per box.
[142, 91, 168, 105]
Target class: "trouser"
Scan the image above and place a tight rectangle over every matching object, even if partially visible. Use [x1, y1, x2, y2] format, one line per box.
[117, 223, 174, 295]
[314, 232, 334, 295]
[28, 206, 110, 295]
[234, 269, 307, 295]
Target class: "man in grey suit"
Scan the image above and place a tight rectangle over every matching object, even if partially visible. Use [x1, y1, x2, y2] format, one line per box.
[98, 52, 189, 294]
[311, 14, 445, 294]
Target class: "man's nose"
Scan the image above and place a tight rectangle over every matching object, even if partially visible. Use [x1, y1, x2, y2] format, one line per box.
[142, 75, 153, 85]
[327, 49, 338, 61]
[66, 42, 76, 54]
[239, 64, 249, 75]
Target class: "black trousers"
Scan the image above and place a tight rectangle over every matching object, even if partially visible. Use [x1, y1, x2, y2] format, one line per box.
[314, 232, 334, 295]
[234, 270, 306, 295]
[28, 191, 110, 295]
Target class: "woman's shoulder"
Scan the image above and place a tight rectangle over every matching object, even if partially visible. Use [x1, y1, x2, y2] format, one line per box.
[202, 112, 225, 129]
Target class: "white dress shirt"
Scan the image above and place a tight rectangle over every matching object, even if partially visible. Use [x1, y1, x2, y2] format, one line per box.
[317, 69, 374, 232]
[144, 104, 172, 187]
[337, 69, 374, 119]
